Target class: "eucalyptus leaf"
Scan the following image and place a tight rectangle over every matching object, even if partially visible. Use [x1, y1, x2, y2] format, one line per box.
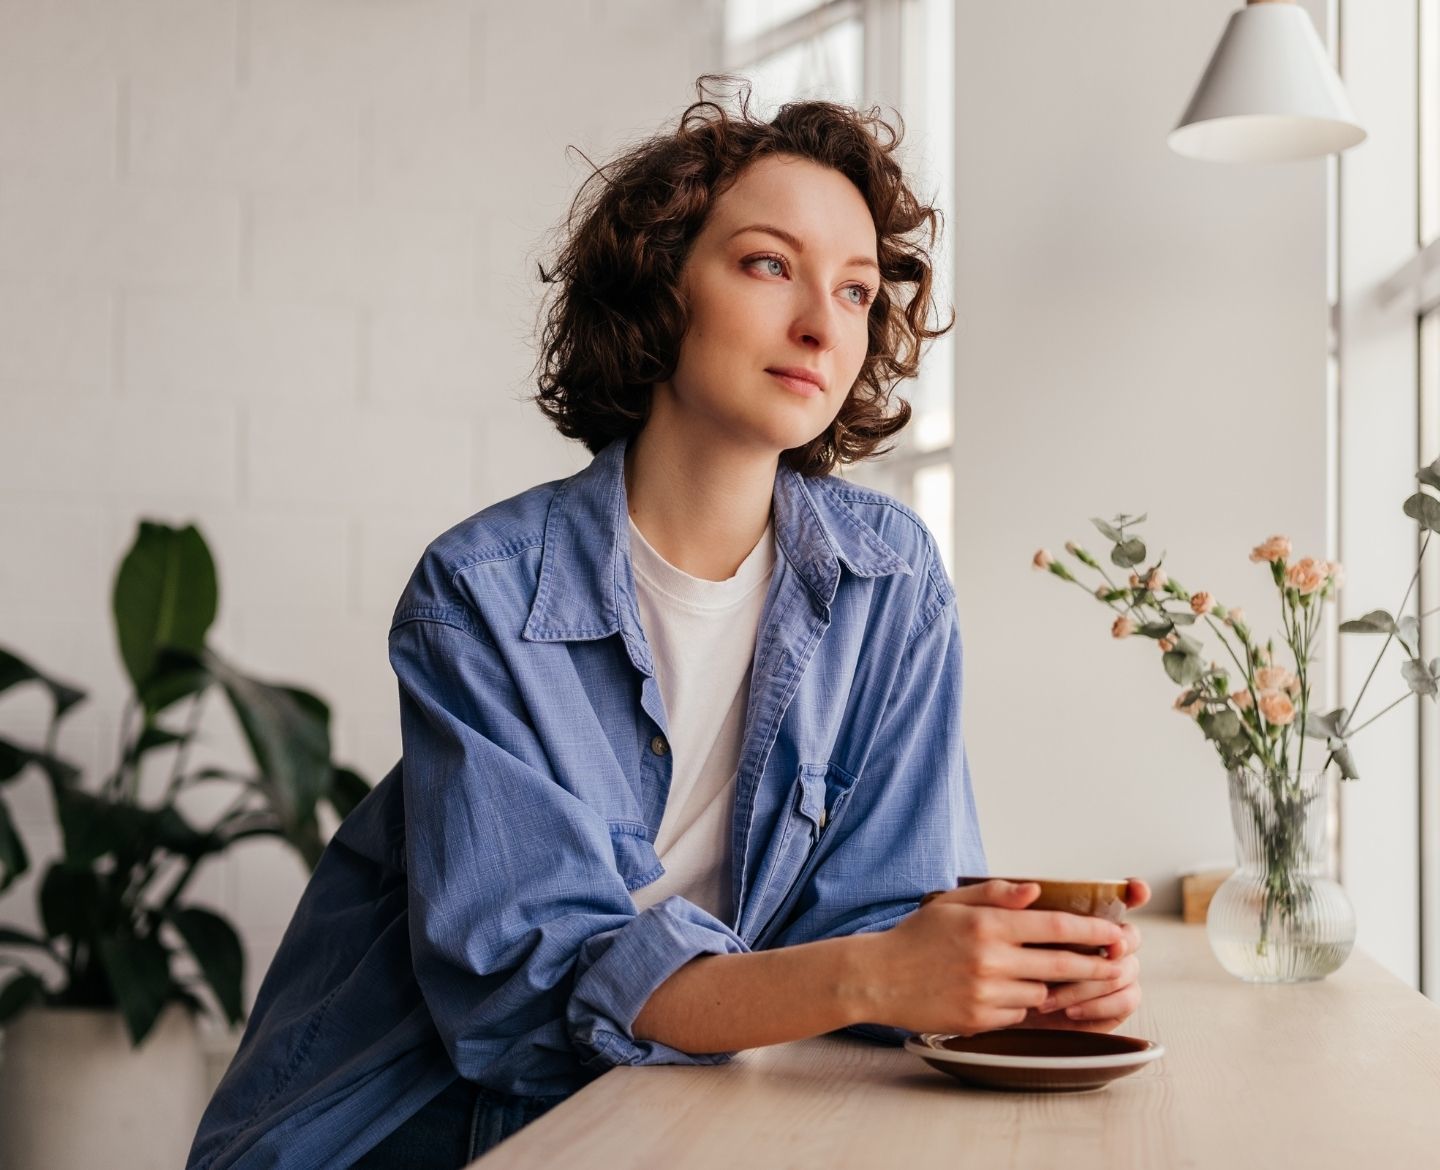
[113, 522, 218, 698]
[1138, 622, 1175, 639]
[97, 932, 172, 1045]
[1164, 650, 1205, 687]
[1111, 538, 1147, 569]
[1304, 707, 1348, 739]
[1403, 491, 1440, 534]
[1397, 616, 1421, 655]
[1402, 658, 1438, 697]
[1339, 609, 1397, 634]
[0, 971, 45, 1023]
[0, 647, 86, 719]
[168, 907, 243, 1025]
[1419, 457, 1440, 492]
[1328, 737, 1360, 780]
[1091, 518, 1123, 543]
[1200, 710, 1243, 743]
[1168, 612, 1198, 626]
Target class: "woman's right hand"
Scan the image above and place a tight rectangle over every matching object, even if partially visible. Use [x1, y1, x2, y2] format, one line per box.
[856, 879, 1130, 1036]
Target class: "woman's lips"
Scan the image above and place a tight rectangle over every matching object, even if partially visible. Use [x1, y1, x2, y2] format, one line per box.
[768, 370, 823, 398]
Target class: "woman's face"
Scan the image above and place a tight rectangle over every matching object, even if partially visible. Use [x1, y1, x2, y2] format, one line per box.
[657, 153, 880, 456]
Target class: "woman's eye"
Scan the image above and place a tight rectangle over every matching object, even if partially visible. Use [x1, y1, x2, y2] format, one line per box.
[748, 255, 786, 277]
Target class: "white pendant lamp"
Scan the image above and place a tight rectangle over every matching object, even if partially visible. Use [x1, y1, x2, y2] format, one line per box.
[1169, 0, 1366, 163]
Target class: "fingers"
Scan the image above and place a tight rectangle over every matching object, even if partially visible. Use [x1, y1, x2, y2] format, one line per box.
[1061, 982, 1141, 1023]
[1124, 877, 1152, 910]
[1035, 956, 1139, 1012]
[923, 879, 1043, 910]
[1002, 906, 1126, 952]
[1103, 921, 1142, 962]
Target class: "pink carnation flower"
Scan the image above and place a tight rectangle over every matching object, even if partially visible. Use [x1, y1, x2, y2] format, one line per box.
[1112, 616, 1135, 639]
[1033, 549, 1054, 571]
[1190, 591, 1216, 616]
[1258, 692, 1296, 725]
[1285, 557, 1327, 595]
[1250, 535, 1292, 563]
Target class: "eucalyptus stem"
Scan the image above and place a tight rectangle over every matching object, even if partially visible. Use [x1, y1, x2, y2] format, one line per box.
[1342, 531, 1431, 737]
[1340, 692, 1413, 738]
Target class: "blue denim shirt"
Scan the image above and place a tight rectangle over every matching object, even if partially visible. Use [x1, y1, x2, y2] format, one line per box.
[187, 435, 987, 1170]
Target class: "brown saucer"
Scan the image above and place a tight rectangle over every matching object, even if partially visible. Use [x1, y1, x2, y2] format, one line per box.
[904, 1029, 1164, 1093]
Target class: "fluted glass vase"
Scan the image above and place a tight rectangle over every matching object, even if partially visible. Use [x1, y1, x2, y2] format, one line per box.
[1206, 766, 1356, 982]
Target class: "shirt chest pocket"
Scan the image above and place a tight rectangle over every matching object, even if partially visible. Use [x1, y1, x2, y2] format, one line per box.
[747, 761, 859, 934]
[608, 823, 665, 891]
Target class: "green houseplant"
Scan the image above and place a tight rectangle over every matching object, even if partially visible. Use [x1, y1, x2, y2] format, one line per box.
[0, 520, 370, 1045]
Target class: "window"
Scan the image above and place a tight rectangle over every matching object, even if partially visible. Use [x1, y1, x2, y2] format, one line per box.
[722, 0, 957, 580]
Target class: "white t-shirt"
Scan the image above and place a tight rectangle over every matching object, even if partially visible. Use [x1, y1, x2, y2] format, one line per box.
[626, 513, 777, 924]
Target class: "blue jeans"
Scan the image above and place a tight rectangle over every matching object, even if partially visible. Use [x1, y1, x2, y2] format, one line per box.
[352, 1077, 568, 1168]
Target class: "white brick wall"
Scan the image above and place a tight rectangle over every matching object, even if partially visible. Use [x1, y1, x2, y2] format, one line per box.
[0, 0, 724, 1087]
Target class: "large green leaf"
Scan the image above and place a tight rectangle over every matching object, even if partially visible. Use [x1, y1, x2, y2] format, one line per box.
[326, 766, 371, 822]
[96, 932, 172, 1044]
[1403, 491, 1440, 534]
[40, 864, 109, 942]
[168, 907, 244, 1025]
[54, 787, 214, 868]
[205, 650, 331, 832]
[122, 724, 191, 767]
[113, 522, 218, 698]
[0, 647, 86, 719]
[0, 971, 45, 1023]
[1419, 458, 1440, 492]
[1163, 649, 1204, 687]
[0, 797, 28, 893]
[135, 647, 211, 719]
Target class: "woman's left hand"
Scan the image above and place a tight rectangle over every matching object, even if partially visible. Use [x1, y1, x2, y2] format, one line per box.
[1005, 877, 1150, 1034]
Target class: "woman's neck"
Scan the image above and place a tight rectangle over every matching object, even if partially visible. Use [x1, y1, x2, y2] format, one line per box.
[623, 425, 776, 582]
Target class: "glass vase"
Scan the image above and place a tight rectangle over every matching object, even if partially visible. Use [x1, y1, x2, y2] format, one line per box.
[1206, 766, 1356, 982]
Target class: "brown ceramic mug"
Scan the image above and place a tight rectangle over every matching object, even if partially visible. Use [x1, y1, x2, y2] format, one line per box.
[920, 876, 1131, 956]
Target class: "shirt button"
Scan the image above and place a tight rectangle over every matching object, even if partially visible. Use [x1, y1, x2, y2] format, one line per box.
[650, 735, 669, 756]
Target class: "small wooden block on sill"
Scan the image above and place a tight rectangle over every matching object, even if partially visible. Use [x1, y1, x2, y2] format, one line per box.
[1181, 867, 1234, 924]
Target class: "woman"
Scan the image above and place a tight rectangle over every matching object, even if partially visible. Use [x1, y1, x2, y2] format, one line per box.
[187, 78, 1148, 1170]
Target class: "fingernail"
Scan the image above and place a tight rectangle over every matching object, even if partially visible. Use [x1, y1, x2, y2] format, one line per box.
[1039, 997, 1057, 1012]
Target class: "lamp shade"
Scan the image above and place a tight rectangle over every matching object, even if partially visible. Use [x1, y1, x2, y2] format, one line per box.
[1169, 0, 1366, 163]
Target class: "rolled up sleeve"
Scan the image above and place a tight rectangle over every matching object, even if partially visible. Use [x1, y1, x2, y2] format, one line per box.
[390, 612, 749, 1095]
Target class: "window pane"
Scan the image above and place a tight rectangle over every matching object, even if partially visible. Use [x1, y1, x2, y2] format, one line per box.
[906, 0, 956, 453]
[732, 18, 863, 117]
[725, 0, 834, 46]
[913, 461, 953, 583]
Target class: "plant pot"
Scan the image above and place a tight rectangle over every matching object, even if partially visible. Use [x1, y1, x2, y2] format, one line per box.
[1206, 766, 1356, 982]
[0, 1004, 209, 1170]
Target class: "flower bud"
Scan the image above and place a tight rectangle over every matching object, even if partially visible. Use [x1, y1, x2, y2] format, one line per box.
[1032, 549, 1054, 571]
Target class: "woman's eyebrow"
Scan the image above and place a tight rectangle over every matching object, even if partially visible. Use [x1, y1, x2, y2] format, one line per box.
[727, 223, 878, 272]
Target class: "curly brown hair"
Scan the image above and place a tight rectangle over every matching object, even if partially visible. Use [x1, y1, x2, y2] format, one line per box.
[530, 74, 954, 477]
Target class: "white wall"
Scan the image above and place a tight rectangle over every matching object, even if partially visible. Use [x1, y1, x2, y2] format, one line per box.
[0, 0, 1339, 1076]
[950, 0, 1331, 912]
[0, 0, 723, 1070]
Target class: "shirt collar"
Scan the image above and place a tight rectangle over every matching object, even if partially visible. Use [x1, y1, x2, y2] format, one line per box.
[522, 435, 912, 665]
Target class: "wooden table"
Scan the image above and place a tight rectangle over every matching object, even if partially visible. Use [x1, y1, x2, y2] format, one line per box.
[471, 916, 1440, 1167]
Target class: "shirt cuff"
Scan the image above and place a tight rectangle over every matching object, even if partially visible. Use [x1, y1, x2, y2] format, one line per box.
[565, 895, 751, 1069]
